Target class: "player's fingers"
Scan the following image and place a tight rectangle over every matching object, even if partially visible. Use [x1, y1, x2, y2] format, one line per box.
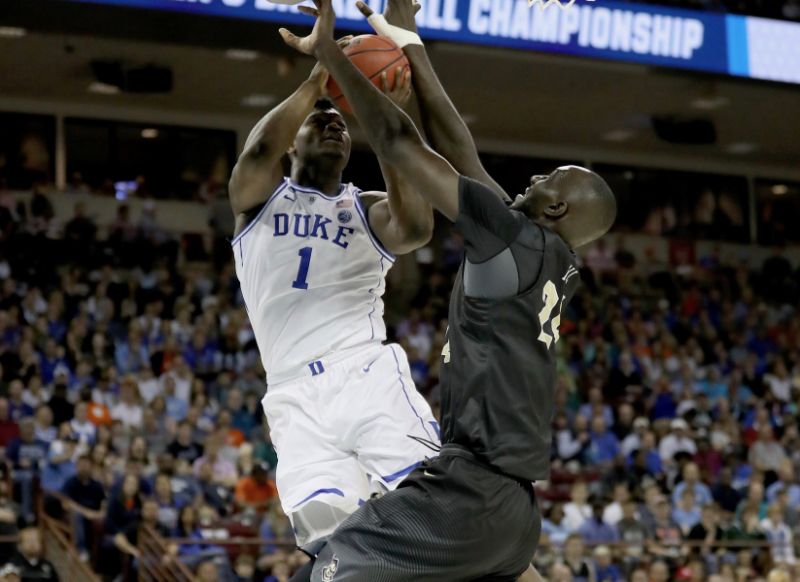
[298, 6, 319, 17]
[279, 28, 299, 48]
[396, 67, 405, 89]
[380, 71, 389, 92]
[336, 34, 354, 47]
[356, 1, 374, 18]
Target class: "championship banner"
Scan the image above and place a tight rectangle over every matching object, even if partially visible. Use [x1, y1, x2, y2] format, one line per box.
[58, 0, 800, 85]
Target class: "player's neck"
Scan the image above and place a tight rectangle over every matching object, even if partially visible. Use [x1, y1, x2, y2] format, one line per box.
[291, 163, 343, 197]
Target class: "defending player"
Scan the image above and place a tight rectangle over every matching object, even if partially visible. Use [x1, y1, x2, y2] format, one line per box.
[279, 1, 616, 580]
[229, 46, 440, 552]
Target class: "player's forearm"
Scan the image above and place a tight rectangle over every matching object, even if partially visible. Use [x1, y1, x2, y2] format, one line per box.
[403, 46, 509, 202]
[316, 40, 422, 165]
[241, 78, 322, 156]
[378, 158, 434, 246]
[403, 47, 475, 165]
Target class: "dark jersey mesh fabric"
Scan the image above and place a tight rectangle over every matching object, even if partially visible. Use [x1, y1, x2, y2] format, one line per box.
[309, 450, 540, 582]
[440, 176, 580, 482]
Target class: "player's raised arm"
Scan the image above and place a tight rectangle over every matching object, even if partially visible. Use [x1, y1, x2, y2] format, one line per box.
[228, 43, 348, 222]
[359, 0, 510, 202]
[361, 71, 434, 255]
[279, 0, 462, 222]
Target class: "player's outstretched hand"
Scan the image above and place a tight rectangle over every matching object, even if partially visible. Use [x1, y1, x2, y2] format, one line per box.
[385, 0, 422, 32]
[382, 67, 412, 108]
[279, 0, 336, 56]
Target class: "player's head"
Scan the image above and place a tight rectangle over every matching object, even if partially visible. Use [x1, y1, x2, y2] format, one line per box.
[289, 98, 351, 171]
[511, 165, 616, 248]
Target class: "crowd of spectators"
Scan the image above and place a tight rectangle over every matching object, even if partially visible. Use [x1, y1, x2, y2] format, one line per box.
[1, 185, 800, 582]
[623, 0, 800, 20]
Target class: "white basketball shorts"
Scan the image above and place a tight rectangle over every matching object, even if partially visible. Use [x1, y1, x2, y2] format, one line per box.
[261, 343, 440, 548]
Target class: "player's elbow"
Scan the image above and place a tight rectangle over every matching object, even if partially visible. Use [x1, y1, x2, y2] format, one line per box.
[374, 114, 422, 166]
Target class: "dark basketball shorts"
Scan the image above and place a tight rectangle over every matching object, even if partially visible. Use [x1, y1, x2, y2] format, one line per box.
[309, 444, 541, 582]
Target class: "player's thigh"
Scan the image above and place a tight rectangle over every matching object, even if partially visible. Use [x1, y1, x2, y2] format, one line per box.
[345, 344, 440, 490]
[262, 388, 370, 533]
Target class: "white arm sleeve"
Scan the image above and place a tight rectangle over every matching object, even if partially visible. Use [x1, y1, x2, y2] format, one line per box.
[366, 13, 423, 48]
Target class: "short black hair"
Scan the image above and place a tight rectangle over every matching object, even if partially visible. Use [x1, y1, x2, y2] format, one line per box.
[314, 97, 336, 111]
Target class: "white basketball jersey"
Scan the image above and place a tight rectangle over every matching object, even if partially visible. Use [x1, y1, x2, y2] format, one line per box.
[232, 178, 394, 383]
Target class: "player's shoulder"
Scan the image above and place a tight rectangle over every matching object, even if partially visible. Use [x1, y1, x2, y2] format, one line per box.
[355, 189, 386, 212]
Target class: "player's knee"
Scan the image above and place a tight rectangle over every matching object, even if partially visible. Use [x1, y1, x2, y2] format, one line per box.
[290, 499, 357, 550]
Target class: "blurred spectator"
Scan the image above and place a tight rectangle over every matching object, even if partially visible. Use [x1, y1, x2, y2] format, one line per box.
[10, 527, 58, 581]
[749, 426, 789, 473]
[7, 418, 48, 523]
[760, 504, 796, 567]
[104, 473, 141, 536]
[168, 420, 204, 464]
[0, 397, 19, 447]
[578, 500, 619, 544]
[0, 475, 19, 564]
[563, 481, 592, 532]
[593, 545, 622, 582]
[542, 503, 571, 547]
[61, 454, 105, 560]
[659, 418, 697, 469]
[234, 463, 278, 513]
[112, 498, 169, 573]
[562, 534, 595, 582]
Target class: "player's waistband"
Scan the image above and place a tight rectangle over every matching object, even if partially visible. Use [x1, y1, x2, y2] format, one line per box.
[439, 444, 535, 490]
[266, 342, 384, 387]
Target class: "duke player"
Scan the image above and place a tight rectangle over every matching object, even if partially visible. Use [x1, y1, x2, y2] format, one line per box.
[228, 50, 439, 552]
[280, 1, 617, 580]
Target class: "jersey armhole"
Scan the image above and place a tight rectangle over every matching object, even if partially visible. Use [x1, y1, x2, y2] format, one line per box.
[353, 191, 396, 263]
[231, 178, 289, 245]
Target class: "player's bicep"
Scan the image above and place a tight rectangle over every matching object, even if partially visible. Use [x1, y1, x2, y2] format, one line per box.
[228, 148, 284, 218]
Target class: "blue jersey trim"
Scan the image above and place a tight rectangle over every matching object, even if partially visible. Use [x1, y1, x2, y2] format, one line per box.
[230, 180, 289, 246]
[288, 179, 347, 200]
[353, 191, 396, 263]
[381, 461, 422, 483]
[366, 256, 385, 340]
[292, 487, 345, 508]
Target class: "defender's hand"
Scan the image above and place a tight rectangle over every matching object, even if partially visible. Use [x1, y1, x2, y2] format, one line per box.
[279, 0, 336, 56]
[382, 67, 412, 108]
[356, 1, 423, 48]
[383, 0, 422, 33]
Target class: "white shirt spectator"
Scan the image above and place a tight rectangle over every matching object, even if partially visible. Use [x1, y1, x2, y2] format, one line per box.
[563, 501, 592, 532]
[659, 432, 697, 464]
[111, 402, 143, 429]
[761, 517, 796, 565]
[765, 374, 792, 402]
[138, 377, 162, 404]
[603, 502, 623, 526]
[70, 418, 97, 446]
[162, 372, 191, 403]
[621, 433, 641, 458]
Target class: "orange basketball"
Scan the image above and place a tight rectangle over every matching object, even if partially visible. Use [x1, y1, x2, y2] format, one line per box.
[326, 35, 410, 115]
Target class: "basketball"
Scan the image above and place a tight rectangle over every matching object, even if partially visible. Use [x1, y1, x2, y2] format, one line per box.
[326, 35, 410, 115]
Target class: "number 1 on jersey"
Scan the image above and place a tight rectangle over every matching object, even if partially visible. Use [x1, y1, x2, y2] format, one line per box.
[292, 247, 313, 290]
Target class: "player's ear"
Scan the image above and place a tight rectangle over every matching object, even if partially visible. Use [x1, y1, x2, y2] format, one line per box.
[543, 201, 568, 219]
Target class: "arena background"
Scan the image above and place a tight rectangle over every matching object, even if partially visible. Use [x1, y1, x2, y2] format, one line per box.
[1, 0, 800, 580]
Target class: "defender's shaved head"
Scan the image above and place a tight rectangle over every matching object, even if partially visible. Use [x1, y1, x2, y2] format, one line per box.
[512, 165, 616, 248]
